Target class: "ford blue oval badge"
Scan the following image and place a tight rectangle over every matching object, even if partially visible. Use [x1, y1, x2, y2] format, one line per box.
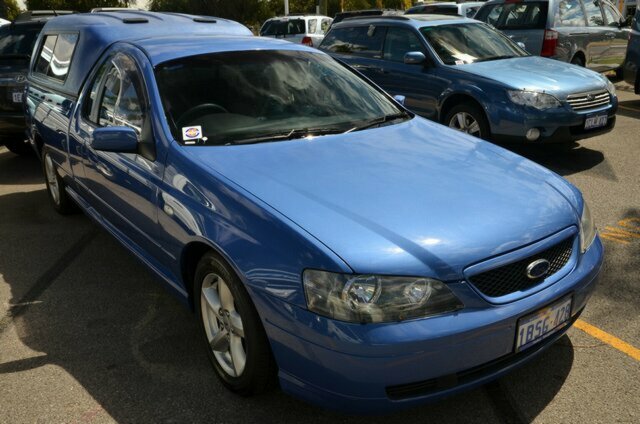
[526, 259, 551, 280]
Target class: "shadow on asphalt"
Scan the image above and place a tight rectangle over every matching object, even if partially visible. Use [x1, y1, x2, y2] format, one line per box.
[502, 143, 608, 178]
[0, 148, 42, 186]
[617, 99, 640, 120]
[0, 188, 577, 423]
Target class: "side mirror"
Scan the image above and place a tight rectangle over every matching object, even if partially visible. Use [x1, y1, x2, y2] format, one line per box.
[393, 95, 406, 105]
[404, 51, 426, 65]
[92, 126, 138, 153]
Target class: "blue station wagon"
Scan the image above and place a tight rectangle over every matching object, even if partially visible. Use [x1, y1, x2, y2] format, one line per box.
[27, 11, 603, 413]
[320, 15, 618, 143]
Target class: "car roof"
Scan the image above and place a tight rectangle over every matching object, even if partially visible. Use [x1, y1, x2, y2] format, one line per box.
[134, 35, 318, 66]
[335, 14, 472, 28]
[32, 11, 252, 96]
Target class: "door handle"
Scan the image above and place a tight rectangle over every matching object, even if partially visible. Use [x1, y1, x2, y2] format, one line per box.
[96, 162, 113, 178]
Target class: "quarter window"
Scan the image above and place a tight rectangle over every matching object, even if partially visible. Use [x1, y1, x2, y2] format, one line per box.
[321, 18, 332, 33]
[33, 33, 78, 82]
[556, 0, 587, 26]
[583, 0, 604, 26]
[308, 18, 317, 34]
[383, 28, 424, 62]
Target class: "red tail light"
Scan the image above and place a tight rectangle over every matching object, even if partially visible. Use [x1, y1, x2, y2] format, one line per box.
[541, 29, 558, 57]
[301, 36, 313, 46]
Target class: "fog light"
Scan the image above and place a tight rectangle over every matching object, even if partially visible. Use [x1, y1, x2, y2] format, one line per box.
[526, 128, 541, 141]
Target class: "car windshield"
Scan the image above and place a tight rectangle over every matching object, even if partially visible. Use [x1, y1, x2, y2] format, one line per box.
[155, 50, 407, 146]
[420, 23, 527, 65]
[474, 2, 548, 30]
[0, 24, 41, 56]
[260, 19, 306, 36]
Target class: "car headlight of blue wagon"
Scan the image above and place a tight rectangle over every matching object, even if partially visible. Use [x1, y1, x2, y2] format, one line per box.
[507, 90, 561, 110]
[303, 270, 464, 323]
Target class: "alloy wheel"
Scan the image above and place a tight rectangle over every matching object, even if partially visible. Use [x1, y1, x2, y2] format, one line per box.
[449, 112, 481, 137]
[200, 272, 246, 377]
[44, 154, 60, 206]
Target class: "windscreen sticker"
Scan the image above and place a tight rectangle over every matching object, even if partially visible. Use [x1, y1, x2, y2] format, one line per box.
[182, 125, 202, 141]
[455, 60, 465, 66]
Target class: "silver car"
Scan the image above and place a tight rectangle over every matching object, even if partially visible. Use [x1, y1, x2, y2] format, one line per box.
[475, 0, 631, 73]
[260, 14, 333, 47]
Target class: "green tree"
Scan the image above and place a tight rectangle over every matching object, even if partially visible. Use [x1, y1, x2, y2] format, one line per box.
[0, 0, 21, 20]
[25, 0, 131, 12]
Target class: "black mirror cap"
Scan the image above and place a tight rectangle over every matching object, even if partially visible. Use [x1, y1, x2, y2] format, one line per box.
[404, 51, 427, 65]
[91, 126, 138, 153]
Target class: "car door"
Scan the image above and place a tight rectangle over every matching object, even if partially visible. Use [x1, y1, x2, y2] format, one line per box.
[77, 51, 166, 260]
[378, 26, 443, 120]
[601, 1, 629, 68]
[582, 0, 610, 70]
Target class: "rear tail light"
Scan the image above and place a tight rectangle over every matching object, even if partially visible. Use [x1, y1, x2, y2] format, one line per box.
[541, 29, 558, 57]
[301, 36, 313, 46]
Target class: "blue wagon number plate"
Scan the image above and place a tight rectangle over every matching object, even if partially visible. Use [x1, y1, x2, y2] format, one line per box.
[584, 113, 607, 130]
[516, 297, 572, 352]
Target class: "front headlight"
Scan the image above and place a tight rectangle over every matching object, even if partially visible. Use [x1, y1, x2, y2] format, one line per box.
[579, 200, 597, 253]
[605, 78, 616, 96]
[303, 270, 463, 323]
[507, 90, 561, 110]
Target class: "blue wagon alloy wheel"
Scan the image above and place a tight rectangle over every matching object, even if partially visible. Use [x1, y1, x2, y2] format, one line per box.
[42, 151, 76, 215]
[195, 252, 276, 395]
[445, 102, 490, 140]
[448, 112, 481, 137]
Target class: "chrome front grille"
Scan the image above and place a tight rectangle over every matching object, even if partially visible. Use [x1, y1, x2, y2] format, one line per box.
[467, 237, 574, 298]
[566, 90, 610, 111]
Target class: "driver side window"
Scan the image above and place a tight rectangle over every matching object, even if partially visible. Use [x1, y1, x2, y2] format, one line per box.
[84, 53, 146, 134]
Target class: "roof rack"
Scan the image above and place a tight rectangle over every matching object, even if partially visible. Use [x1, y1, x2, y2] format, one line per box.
[14, 10, 75, 22]
[343, 15, 411, 22]
[90, 8, 143, 13]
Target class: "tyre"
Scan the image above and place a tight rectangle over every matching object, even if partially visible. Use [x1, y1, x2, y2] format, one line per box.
[3, 138, 32, 156]
[444, 102, 490, 140]
[571, 55, 585, 67]
[195, 252, 276, 395]
[614, 66, 624, 81]
[42, 150, 76, 214]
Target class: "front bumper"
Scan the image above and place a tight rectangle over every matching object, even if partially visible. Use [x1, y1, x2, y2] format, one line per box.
[489, 99, 618, 144]
[252, 236, 603, 413]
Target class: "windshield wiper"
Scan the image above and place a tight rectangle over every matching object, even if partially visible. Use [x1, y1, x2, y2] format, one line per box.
[347, 112, 411, 133]
[227, 127, 349, 145]
[474, 55, 517, 63]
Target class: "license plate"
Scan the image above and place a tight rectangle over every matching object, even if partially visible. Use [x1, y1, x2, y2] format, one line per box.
[12, 92, 22, 103]
[516, 297, 572, 352]
[584, 113, 607, 130]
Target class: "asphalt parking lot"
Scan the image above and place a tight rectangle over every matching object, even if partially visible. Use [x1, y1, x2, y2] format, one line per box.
[0, 87, 639, 424]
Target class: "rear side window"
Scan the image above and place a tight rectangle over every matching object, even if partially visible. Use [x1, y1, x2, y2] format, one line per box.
[33, 33, 78, 82]
[308, 18, 318, 34]
[321, 18, 332, 33]
[260, 19, 306, 36]
[475, 2, 549, 29]
[583, 0, 604, 26]
[319, 25, 386, 58]
[556, 0, 587, 26]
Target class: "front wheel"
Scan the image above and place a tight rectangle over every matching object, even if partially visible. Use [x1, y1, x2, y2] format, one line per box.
[42, 151, 76, 214]
[195, 252, 276, 395]
[445, 103, 490, 140]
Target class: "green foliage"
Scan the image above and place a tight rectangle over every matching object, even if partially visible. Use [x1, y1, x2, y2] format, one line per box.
[1, 0, 21, 20]
[25, 0, 131, 12]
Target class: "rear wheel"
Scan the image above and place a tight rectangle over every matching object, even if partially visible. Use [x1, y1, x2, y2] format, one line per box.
[3, 138, 32, 156]
[571, 55, 585, 67]
[445, 103, 490, 140]
[195, 252, 276, 395]
[42, 151, 76, 214]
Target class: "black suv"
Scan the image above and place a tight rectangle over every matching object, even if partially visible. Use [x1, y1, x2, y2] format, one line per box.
[0, 10, 72, 155]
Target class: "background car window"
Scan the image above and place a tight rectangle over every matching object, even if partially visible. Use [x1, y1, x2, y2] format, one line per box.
[319, 25, 386, 58]
[46, 33, 78, 81]
[602, 3, 621, 26]
[556, 0, 587, 26]
[0, 25, 41, 56]
[260, 19, 306, 36]
[321, 18, 332, 33]
[475, 2, 548, 29]
[34, 35, 57, 75]
[383, 28, 424, 62]
[97, 54, 145, 133]
[466, 6, 480, 17]
[308, 18, 317, 34]
[583, 0, 604, 26]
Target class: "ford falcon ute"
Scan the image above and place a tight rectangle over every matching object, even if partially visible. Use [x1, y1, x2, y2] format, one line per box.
[26, 11, 603, 414]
